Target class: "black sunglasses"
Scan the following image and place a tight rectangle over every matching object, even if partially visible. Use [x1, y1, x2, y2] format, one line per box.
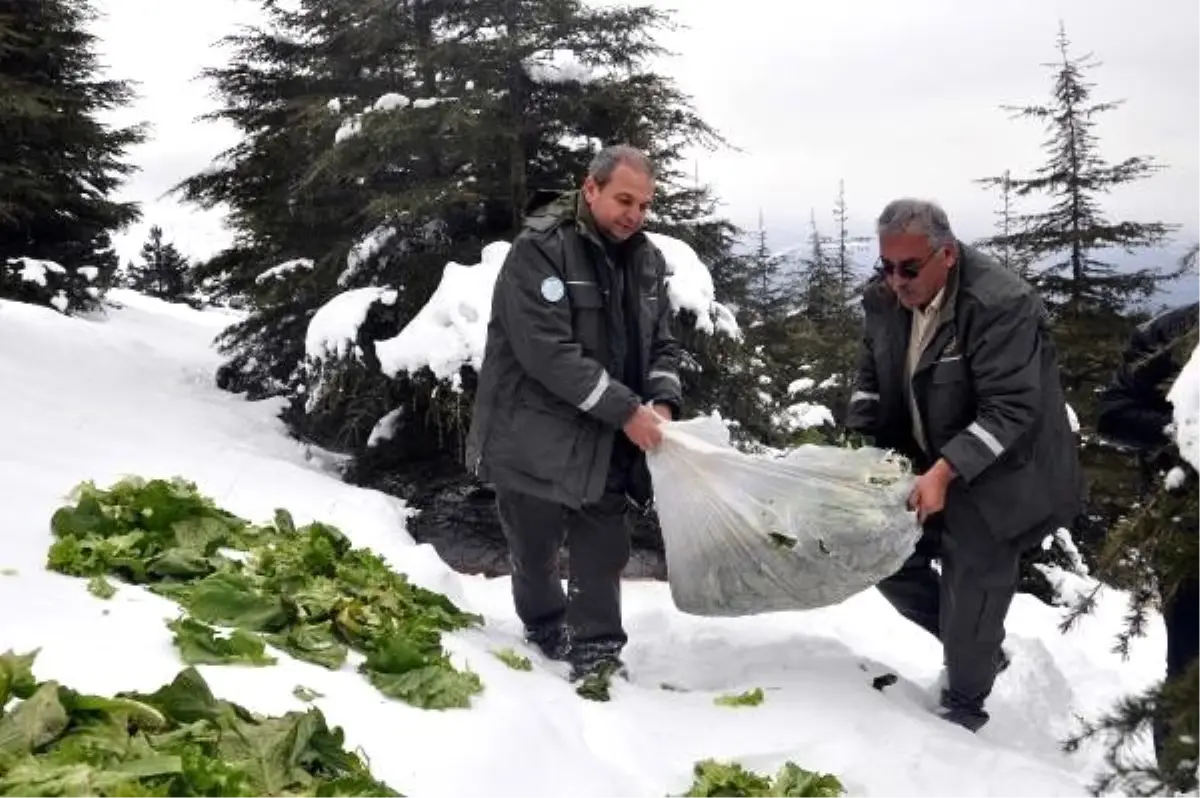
[878, 247, 943, 280]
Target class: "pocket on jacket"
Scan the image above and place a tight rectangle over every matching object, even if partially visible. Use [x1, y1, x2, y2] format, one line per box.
[966, 464, 1052, 541]
[567, 281, 606, 357]
[502, 403, 584, 483]
[925, 363, 973, 435]
[930, 359, 967, 384]
[567, 281, 604, 308]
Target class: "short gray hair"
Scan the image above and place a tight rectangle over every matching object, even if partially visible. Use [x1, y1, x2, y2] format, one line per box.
[588, 144, 655, 186]
[876, 198, 955, 247]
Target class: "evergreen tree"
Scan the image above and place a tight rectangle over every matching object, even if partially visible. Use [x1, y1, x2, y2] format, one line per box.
[177, 0, 736, 464]
[799, 210, 839, 325]
[978, 22, 1183, 431]
[0, 0, 144, 313]
[175, 0, 383, 398]
[127, 225, 191, 301]
[974, 25, 1182, 606]
[977, 23, 1175, 316]
[829, 179, 869, 311]
[777, 186, 867, 431]
[976, 169, 1036, 280]
[647, 174, 764, 437]
[740, 211, 797, 327]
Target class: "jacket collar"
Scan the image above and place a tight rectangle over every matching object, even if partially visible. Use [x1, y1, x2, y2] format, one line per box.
[939, 241, 964, 324]
[574, 192, 605, 248]
[912, 243, 965, 374]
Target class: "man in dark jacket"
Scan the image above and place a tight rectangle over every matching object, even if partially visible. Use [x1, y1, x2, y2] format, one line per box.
[1096, 300, 1199, 763]
[846, 198, 1083, 732]
[465, 145, 682, 682]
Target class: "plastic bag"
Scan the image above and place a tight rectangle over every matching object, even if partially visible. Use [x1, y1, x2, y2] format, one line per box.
[646, 414, 922, 617]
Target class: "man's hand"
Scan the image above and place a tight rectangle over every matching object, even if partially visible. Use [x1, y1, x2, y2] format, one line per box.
[624, 405, 666, 452]
[651, 403, 673, 422]
[907, 458, 956, 523]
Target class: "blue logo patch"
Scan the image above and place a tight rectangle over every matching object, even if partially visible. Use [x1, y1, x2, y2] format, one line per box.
[540, 276, 565, 303]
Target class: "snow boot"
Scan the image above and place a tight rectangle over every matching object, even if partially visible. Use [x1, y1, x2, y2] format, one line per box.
[570, 656, 628, 684]
[570, 656, 627, 703]
[938, 689, 989, 733]
[567, 638, 628, 683]
[525, 624, 568, 662]
[939, 704, 990, 732]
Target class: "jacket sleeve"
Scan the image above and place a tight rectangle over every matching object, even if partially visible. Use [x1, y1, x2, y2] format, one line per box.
[845, 318, 881, 435]
[644, 248, 682, 418]
[940, 293, 1044, 484]
[1096, 325, 1175, 451]
[493, 234, 641, 428]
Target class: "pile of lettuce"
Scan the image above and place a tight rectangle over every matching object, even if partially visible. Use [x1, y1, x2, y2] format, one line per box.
[0, 650, 397, 796]
[46, 478, 483, 710]
[682, 759, 844, 797]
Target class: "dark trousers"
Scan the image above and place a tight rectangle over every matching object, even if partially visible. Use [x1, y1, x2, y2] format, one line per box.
[1155, 575, 1199, 760]
[876, 520, 1020, 711]
[495, 487, 632, 654]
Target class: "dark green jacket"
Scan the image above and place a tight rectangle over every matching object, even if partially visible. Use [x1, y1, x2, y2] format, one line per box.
[465, 190, 682, 508]
[846, 242, 1085, 546]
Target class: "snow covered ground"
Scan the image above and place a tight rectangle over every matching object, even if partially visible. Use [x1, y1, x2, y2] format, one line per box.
[0, 289, 1169, 797]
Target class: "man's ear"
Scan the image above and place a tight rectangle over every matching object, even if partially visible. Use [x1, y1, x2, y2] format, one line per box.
[582, 175, 599, 202]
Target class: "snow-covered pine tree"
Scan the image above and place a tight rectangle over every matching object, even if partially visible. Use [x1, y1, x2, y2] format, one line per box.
[772, 185, 866, 437]
[126, 225, 191, 301]
[711, 215, 797, 446]
[175, 0, 402, 401]
[0, 0, 143, 313]
[177, 0, 741, 471]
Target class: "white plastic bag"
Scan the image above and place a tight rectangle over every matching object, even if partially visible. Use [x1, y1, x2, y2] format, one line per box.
[646, 414, 922, 617]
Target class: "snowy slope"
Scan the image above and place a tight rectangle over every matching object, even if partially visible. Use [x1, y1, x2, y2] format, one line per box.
[0, 290, 1166, 797]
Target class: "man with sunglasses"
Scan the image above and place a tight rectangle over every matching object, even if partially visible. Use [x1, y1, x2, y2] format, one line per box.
[846, 198, 1083, 733]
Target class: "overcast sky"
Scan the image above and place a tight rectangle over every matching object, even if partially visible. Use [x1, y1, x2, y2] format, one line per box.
[95, 0, 1198, 277]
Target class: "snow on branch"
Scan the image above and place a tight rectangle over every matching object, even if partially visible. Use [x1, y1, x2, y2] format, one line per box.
[305, 286, 398, 362]
[522, 49, 598, 84]
[647, 232, 741, 338]
[8, 257, 66, 287]
[333, 92, 459, 144]
[339, 226, 397, 287]
[774, 402, 836, 432]
[334, 93, 411, 144]
[255, 258, 314, 285]
[6, 256, 73, 313]
[375, 241, 512, 389]
[304, 233, 740, 392]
